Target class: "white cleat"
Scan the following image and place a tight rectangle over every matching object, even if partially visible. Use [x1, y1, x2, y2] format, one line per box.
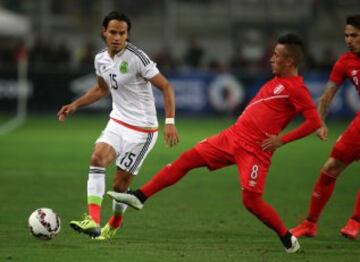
[107, 191, 144, 210]
[285, 236, 300, 253]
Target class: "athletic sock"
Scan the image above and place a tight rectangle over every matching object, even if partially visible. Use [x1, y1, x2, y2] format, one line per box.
[108, 215, 123, 229]
[242, 190, 288, 237]
[307, 171, 336, 223]
[87, 166, 105, 225]
[351, 191, 360, 223]
[140, 148, 206, 197]
[280, 231, 293, 249]
[108, 200, 127, 229]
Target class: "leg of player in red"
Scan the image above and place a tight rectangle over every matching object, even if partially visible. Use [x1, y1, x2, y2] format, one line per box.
[291, 158, 347, 238]
[242, 190, 299, 252]
[108, 144, 300, 252]
[340, 191, 360, 239]
[291, 119, 360, 238]
[107, 147, 209, 208]
[138, 148, 208, 198]
[236, 151, 299, 253]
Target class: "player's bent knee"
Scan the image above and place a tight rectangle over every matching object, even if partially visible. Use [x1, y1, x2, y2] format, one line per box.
[90, 153, 107, 167]
[242, 190, 262, 213]
[321, 158, 345, 178]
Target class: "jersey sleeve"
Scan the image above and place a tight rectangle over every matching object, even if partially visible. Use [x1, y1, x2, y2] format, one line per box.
[329, 59, 346, 86]
[281, 108, 321, 144]
[94, 54, 101, 76]
[287, 83, 316, 113]
[280, 82, 321, 144]
[134, 50, 159, 79]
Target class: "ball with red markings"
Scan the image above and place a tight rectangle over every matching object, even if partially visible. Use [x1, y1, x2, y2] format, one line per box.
[28, 208, 61, 240]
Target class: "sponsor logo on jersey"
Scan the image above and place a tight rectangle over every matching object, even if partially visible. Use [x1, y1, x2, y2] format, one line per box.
[120, 61, 128, 73]
[249, 180, 257, 187]
[273, 84, 285, 94]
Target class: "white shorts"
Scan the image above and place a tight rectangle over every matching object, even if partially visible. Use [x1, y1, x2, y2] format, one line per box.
[96, 119, 158, 175]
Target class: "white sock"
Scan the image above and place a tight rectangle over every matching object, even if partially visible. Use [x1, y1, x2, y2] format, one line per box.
[87, 166, 105, 205]
[112, 200, 128, 216]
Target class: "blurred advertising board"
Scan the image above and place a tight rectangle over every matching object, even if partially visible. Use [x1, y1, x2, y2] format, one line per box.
[1, 70, 358, 118]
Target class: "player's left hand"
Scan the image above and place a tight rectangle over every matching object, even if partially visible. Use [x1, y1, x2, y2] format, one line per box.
[316, 124, 328, 141]
[164, 124, 179, 147]
[261, 133, 283, 152]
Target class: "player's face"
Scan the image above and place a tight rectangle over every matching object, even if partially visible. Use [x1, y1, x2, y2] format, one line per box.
[344, 25, 360, 55]
[270, 44, 292, 76]
[102, 20, 129, 55]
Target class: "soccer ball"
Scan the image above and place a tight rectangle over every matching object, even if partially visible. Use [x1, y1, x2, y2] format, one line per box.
[28, 208, 61, 240]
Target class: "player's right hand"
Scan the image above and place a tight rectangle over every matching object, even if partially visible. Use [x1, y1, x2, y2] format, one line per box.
[164, 124, 179, 147]
[316, 124, 328, 140]
[57, 104, 76, 122]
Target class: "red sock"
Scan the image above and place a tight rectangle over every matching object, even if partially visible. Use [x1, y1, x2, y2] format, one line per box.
[307, 171, 336, 223]
[108, 215, 124, 229]
[88, 204, 101, 225]
[141, 148, 207, 197]
[242, 190, 288, 237]
[351, 191, 360, 222]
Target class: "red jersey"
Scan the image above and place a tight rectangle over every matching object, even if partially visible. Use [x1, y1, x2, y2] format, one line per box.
[330, 52, 360, 95]
[230, 76, 319, 151]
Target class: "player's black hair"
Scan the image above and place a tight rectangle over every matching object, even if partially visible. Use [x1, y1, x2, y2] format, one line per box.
[277, 33, 304, 65]
[346, 15, 360, 29]
[102, 11, 131, 32]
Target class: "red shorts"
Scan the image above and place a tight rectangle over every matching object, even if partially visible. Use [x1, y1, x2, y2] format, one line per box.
[194, 129, 271, 194]
[331, 114, 360, 164]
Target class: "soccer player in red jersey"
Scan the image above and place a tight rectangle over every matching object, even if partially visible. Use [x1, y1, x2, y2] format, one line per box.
[107, 33, 322, 253]
[291, 15, 360, 240]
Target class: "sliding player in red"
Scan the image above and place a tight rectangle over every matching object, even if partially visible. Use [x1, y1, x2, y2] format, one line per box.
[291, 15, 360, 240]
[108, 33, 322, 252]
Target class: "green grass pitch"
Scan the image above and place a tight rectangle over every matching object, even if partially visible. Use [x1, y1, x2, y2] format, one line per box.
[0, 115, 359, 261]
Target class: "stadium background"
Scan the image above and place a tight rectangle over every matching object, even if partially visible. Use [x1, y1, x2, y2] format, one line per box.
[0, 0, 359, 261]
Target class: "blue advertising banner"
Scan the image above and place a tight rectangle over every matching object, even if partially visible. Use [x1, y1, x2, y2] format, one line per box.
[153, 72, 246, 114]
[152, 72, 359, 118]
[3, 69, 356, 118]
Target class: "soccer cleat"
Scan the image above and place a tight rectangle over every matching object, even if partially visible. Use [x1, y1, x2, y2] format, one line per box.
[69, 214, 101, 238]
[290, 220, 317, 238]
[107, 191, 143, 210]
[340, 218, 360, 240]
[94, 223, 119, 240]
[285, 235, 301, 253]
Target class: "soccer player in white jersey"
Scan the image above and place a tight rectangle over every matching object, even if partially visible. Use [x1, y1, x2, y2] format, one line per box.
[57, 11, 179, 239]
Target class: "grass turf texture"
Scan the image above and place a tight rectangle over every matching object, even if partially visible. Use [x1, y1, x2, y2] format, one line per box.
[0, 114, 359, 261]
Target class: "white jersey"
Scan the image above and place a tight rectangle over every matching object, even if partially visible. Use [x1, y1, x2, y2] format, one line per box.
[94, 42, 160, 127]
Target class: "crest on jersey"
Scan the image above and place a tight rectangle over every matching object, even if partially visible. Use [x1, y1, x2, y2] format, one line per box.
[119, 61, 128, 73]
[273, 84, 285, 94]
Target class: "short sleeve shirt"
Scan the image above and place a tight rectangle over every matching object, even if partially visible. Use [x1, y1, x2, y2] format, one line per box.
[94, 42, 160, 127]
[329, 52, 360, 95]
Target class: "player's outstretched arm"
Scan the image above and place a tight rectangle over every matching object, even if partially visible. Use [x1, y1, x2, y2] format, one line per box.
[150, 73, 179, 147]
[316, 81, 340, 140]
[57, 77, 109, 122]
[278, 108, 322, 147]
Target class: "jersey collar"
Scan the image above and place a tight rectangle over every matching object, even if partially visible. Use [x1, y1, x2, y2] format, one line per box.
[115, 42, 128, 57]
